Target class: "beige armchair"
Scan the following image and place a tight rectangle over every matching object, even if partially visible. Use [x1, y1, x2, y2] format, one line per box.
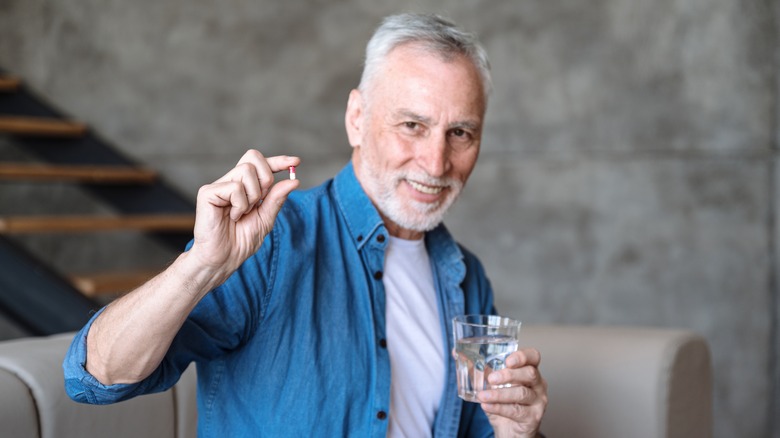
[0, 325, 711, 438]
[523, 325, 712, 438]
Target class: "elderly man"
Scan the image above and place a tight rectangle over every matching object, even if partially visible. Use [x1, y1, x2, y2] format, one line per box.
[64, 13, 548, 437]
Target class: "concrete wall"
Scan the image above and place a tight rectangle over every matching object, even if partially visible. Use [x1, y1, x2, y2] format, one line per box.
[0, 0, 776, 436]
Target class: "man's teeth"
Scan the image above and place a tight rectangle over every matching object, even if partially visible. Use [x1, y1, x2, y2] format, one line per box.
[408, 180, 444, 194]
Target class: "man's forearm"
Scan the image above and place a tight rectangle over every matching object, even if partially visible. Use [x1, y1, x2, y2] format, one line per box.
[85, 250, 220, 385]
[83, 151, 299, 386]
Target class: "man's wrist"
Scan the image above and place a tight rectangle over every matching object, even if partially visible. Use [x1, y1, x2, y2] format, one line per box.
[173, 250, 229, 298]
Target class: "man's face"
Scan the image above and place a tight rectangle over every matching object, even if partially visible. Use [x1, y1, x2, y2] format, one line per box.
[346, 44, 487, 240]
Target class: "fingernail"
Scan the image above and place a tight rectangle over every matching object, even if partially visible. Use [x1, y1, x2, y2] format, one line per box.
[506, 356, 518, 367]
[480, 391, 492, 401]
[488, 372, 500, 384]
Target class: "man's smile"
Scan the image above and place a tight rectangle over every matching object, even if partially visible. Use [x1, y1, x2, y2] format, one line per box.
[407, 179, 445, 195]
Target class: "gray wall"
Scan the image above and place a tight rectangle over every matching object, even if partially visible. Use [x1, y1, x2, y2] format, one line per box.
[0, 1, 776, 436]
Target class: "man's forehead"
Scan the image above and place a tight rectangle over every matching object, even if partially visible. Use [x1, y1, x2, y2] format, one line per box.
[364, 45, 487, 120]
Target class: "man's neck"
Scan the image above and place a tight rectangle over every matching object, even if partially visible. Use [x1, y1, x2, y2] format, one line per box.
[379, 211, 424, 240]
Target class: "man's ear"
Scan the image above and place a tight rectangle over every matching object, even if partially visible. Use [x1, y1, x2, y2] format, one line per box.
[345, 89, 364, 148]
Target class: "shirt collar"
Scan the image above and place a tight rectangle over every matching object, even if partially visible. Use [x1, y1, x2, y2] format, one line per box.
[333, 161, 385, 251]
[426, 224, 466, 287]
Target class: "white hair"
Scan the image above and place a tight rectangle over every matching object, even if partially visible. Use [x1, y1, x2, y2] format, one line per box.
[358, 13, 492, 100]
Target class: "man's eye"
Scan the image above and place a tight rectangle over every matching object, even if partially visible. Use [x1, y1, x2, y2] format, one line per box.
[404, 122, 419, 130]
[450, 128, 471, 140]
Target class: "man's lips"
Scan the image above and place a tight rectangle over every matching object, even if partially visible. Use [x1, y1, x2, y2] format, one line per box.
[407, 179, 445, 195]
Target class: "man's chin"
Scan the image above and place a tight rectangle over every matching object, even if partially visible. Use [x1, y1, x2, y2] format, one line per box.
[375, 190, 458, 233]
[392, 208, 448, 233]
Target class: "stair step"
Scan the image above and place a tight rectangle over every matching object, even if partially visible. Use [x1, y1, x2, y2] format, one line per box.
[0, 115, 87, 137]
[69, 270, 161, 297]
[0, 163, 157, 184]
[0, 77, 21, 92]
[0, 214, 195, 234]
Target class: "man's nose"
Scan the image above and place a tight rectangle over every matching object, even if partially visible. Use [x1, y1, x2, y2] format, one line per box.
[416, 132, 450, 177]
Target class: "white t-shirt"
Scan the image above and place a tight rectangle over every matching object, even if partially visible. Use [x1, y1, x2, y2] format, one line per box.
[384, 236, 445, 438]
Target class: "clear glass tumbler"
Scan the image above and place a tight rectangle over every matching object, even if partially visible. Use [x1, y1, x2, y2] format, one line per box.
[453, 314, 522, 402]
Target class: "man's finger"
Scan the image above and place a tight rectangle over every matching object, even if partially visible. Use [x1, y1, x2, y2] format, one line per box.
[480, 400, 540, 425]
[506, 348, 541, 368]
[201, 181, 249, 209]
[264, 154, 301, 173]
[235, 151, 300, 176]
[477, 383, 537, 405]
[240, 152, 300, 199]
[488, 364, 542, 389]
[221, 151, 300, 200]
[218, 181, 252, 222]
[255, 178, 300, 228]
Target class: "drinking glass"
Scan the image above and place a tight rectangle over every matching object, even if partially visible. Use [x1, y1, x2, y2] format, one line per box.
[453, 314, 522, 402]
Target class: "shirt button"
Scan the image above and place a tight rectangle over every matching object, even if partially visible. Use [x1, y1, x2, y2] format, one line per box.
[374, 271, 383, 280]
[379, 338, 387, 348]
[357, 235, 363, 242]
[376, 234, 385, 243]
[376, 410, 387, 420]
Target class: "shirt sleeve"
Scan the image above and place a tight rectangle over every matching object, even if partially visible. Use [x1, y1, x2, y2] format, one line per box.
[63, 230, 278, 405]
[62, 308, 159, 404]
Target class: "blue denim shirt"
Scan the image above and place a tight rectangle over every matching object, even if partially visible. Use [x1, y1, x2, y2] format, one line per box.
[64, 162, 496, 437]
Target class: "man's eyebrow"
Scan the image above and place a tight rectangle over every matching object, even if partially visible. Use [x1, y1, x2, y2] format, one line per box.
[448, 120, 480, 131]
[394, 109, 433, 125]
[394, 109, 480, 131]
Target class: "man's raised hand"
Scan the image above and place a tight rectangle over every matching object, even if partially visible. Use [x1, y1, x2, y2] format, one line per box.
[189, 150, 300, 283]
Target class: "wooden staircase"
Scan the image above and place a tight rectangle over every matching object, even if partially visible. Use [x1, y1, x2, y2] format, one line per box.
[0, 70, 195, 334]
[69, 269, 164, 298]
[0, 77, 20, 92]
[0, 116, 87, 137]
[0, 163, 157, 183]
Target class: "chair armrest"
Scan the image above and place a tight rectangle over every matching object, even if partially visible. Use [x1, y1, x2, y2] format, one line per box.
[522, 325, 712, 438]
[0, 367, 39, 438]
[0, 333, 179, 438]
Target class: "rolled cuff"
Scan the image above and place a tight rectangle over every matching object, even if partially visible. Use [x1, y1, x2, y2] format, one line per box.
[62, 308, 143, 405]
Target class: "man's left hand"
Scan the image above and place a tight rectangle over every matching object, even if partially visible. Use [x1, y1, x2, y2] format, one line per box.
[476, 348, 548, 438]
